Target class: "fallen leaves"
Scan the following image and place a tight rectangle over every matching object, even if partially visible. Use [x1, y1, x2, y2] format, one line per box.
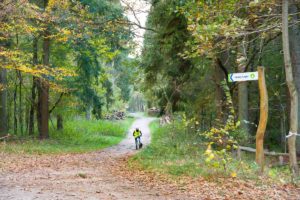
[113, 156, 300, 200]
[1, 149, 299, 200]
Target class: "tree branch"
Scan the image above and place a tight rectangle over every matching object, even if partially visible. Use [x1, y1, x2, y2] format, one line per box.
[49, 92, 65, 114]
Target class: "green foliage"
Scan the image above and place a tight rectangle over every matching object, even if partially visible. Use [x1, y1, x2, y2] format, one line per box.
[142, 0, 195, 114]
[0, 118, 134, 154]
[131, 120, 296, 183]
[0, 0, 136, 138]
[201, 81, 240, 175]
[141, 0, 224, 123]
[67, 0, 133, 117]
[131, 120, 205, 177]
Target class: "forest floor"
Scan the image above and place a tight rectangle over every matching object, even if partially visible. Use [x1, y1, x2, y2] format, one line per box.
[0, 116, 300, 200]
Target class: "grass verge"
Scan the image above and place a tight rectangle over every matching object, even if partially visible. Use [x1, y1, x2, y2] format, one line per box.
[0, 118, 134, 154]
[129, 120, 298, 184]
[130, 120, 205, 177]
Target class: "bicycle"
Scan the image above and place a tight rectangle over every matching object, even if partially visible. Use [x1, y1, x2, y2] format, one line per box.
[135, 136, 143, 150]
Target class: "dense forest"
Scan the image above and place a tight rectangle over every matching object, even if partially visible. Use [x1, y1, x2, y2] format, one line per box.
[0, 0, 138, 138]
[1, 0, 300, 199]
[141, 0, 300, 176]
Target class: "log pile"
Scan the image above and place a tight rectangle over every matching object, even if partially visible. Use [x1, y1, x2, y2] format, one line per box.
[147, 107, 160, 116]
[104, 111, 126, 120]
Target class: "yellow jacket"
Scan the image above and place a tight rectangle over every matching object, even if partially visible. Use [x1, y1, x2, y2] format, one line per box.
[133, 130, 141, 138]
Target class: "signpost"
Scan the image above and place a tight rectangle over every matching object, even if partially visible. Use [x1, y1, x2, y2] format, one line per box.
[228, 72, 258, 82]
[228, 67, 268, 174]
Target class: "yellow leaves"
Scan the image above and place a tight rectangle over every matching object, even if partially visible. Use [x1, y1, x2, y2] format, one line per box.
[48, 0, 56, 9]
[62, 29, 72, 36]
[61, 0, 71, 9]
[0, 22, 14, 33]
[201, 81, 239, 172]
[183, 1, 261, 59]
[47, 0, 70, 11]
[49, 82, 71, 93]
[206, 153, 215, 161]
[0, 47, 77, 81]
[16, 64, 39, 75]
[205, 144, 212, 155]
[3, 64, 76, 80]
[23, 24, 40, 34]
[226, 145, 232, 150]
[50, 67, 77, 80]
[0, 84, 5, 91]
[53, 28, 75, 43]
[205, 144, 215, 163]
[249, 0, 259, 7]
[0, 36, 7, 41]
[230, 172, 237, 178]
[1, 16, 42, 38]
[57, 36, 68, 43]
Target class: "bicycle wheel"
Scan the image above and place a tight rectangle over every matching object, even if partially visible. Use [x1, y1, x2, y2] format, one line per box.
[135, 138, 139, 150]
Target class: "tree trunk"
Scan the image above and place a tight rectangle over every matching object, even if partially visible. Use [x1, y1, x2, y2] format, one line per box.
[237, 44, 249, 135]
[57, 114, 63, 130]
[38, 0, 50, 139]
[29, 38, 38, 135]
[86, 106, 92, 120]
[37, 58, 50, 139]
[289, 1, 300, 154]
[0, 68, 7, 135]
[214, 59, 226, 123]
[18, 71, 23, 135]
[282, 0, 299, 177]
[37, 80, 49, 140]
[25, 102, 29, 135]
[13, 76, 18, 135]
[29, 77, 37, 135]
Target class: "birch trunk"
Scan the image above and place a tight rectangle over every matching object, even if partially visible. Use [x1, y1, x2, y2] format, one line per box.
[289, 1, 300, 154]
[282, 0, 299, 177]
[237, 43, 249, 135]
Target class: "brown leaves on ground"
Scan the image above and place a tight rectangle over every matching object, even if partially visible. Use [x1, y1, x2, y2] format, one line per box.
[0, 151, 300, 200]
[0, 150, 300, 200]
[1, 117, 299, 199]
[112, 156, 300, 200]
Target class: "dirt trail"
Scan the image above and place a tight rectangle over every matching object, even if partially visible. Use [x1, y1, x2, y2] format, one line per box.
[1, 116, 300, 200]
[0, 117, 183, 200]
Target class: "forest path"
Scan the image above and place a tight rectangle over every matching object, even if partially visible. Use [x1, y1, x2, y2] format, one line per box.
[1, 116, 300, 200]
[0, 116, 186, 200]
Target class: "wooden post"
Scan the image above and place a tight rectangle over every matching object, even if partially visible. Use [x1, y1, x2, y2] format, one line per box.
[255, 66, 268, 174]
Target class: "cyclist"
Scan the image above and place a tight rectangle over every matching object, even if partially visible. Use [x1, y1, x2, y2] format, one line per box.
[133, 128, 142, 149]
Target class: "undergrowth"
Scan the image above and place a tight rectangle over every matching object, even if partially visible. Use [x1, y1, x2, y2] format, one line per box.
[0, 118, 134, 154]
[130, 121, 204, 177]
[130, 120, 298, 184]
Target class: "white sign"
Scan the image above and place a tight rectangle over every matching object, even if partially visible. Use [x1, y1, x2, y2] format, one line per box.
[228, 72, 258, 82]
